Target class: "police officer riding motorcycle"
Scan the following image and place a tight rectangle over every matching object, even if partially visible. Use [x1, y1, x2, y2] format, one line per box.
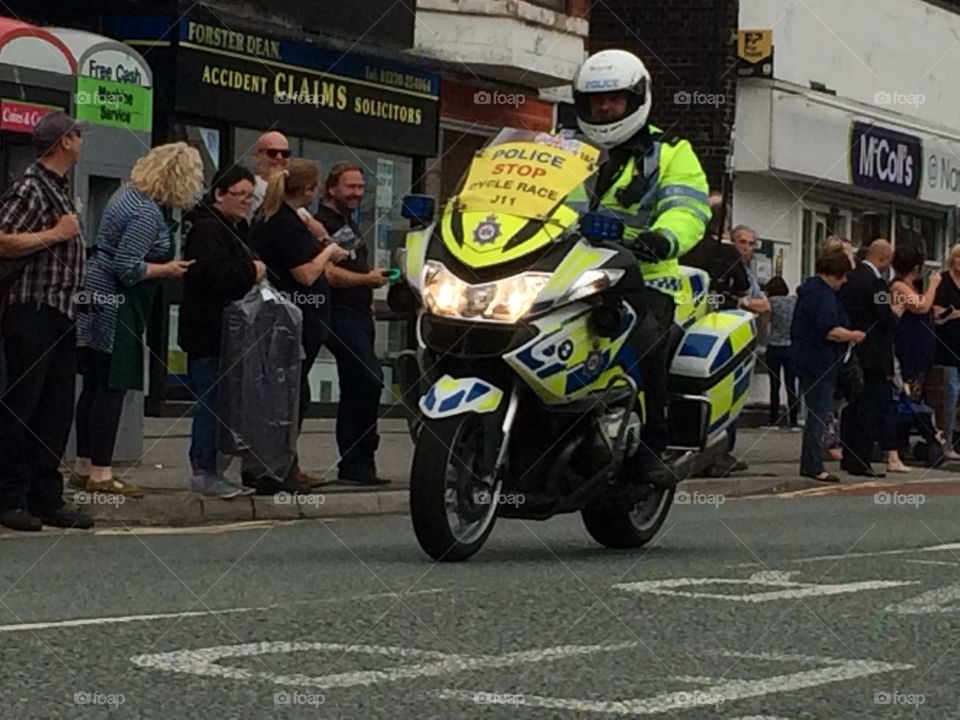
[571, 49, 712, 487]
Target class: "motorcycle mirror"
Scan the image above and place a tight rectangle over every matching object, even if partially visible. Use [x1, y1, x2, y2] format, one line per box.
[402, 194, 435, 229]
[580, 211, 624, 242]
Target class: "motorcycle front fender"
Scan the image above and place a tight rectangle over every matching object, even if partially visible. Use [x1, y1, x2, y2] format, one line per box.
[419, 375, 505, 420]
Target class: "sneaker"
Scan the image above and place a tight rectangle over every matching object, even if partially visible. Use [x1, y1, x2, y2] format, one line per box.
[946, 450, 960, 461]
[760, 424, 779, 431]
[789, 425, 803, 433]
[190, 474, 253, 499]
[86, 477, 145, 498]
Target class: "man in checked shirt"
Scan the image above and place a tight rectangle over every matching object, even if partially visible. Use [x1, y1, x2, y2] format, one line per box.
[0, 112, 94, 531]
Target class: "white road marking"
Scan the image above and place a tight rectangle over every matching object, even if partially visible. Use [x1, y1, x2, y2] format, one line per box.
[903, 559, 960, 567]
[0, 589, 446, 634]
[614, 572, 916, 603]
[885, 582, 960, 614]
[729, 542, 960, 568]
[131, 642, 638, 689]
[434, 653, 911, 716]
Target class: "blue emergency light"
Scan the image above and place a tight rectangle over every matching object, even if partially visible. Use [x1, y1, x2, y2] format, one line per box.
[579, 211, 624, 241]
[401, 194, 435, 228]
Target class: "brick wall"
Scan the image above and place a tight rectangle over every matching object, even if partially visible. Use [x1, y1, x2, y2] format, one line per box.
[589, 0, 739, 191]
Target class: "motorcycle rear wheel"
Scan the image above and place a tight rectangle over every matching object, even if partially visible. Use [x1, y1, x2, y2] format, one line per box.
[581, 486, 674, 549]
[410, 415, 500, 561]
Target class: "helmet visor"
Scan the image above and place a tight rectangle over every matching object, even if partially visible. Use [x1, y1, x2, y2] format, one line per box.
[573, 80, 647, 126]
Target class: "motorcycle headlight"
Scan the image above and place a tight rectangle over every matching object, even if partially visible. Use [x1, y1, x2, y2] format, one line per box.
[561, 269, 625, 304]
[422, 261, 549, 323]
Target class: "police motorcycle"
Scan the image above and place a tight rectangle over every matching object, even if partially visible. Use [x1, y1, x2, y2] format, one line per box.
[388, 128, 757, 562]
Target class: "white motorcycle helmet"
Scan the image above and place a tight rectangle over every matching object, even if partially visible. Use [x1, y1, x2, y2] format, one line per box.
[573, 49, 652, 148]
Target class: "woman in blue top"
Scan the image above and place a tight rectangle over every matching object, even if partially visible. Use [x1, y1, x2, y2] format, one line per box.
[792, 249, 865, 483]
[72, 143, 203, 497]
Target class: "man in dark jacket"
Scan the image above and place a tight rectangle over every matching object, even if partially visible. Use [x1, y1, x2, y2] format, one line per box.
[838, 238, 902, 477]
[316, 163, 390, 486]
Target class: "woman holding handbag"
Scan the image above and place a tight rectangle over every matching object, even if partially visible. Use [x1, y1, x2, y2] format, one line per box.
[71, 143, 203, 497]
[792, 249, 865, 483]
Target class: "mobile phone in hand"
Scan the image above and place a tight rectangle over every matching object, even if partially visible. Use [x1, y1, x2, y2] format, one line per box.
[938, 305, 955, 321]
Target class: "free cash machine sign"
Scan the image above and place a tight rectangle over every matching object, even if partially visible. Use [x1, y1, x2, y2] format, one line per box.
[458, 138, 600, 220]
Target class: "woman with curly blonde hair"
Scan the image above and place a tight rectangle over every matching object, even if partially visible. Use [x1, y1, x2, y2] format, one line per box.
[72, 142, 203, 497]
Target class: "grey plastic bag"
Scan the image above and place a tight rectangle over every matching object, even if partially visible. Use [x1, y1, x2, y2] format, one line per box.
[217, 281, 304, 480]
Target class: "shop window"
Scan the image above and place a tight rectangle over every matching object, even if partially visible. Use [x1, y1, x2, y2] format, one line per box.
[850, 210, 891, 248]
[801, 207, 849, 278]
[896, 210, 945, 267]
[1, 139, 35, 191]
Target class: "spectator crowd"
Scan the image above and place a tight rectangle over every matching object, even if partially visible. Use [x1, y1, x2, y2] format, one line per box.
[2, 112, 958, 532]
[0, 113, 390, 532]
[719, 226, 958, 483]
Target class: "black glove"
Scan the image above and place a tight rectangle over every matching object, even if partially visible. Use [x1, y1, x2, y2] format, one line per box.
[624, 231, 673, 262]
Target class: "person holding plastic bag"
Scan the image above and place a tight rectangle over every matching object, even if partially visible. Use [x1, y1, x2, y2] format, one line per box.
[179, 166, 263, 497]
[246, 159, 347, 494]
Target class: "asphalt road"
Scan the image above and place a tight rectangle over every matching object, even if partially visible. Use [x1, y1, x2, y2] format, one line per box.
[2, 486, 959, 719]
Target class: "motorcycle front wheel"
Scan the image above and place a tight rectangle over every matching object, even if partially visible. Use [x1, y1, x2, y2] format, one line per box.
[581, 486, 674, 549]
[410, 414, 500, 561]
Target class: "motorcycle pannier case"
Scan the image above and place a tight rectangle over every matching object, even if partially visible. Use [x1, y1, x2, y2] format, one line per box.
[667, 309, 757, 449]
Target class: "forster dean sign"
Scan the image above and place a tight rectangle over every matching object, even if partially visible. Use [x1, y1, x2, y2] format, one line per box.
[850, 121, 922, 199]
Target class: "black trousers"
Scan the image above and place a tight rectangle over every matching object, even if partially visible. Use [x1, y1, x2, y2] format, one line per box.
[604, 246, 673, 456]
[0, 303, 74, 514]
[635, 287, 674, 455]
[765, 345, 800, 426]
[75, 349, 127, 467]
[325, 306, 382, 479]
[841, 372, 892, 473]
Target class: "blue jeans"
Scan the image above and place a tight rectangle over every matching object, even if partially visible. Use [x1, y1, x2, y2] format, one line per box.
[942, 366, 960, 449]
[798, 370, 836, 477]
[188, 356, 220, 476]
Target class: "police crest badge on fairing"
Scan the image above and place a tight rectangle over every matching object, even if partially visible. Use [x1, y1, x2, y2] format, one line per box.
[473, 214, 502, 245]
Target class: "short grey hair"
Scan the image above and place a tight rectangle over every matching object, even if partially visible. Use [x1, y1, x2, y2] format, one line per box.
[731, 225, 758, 241]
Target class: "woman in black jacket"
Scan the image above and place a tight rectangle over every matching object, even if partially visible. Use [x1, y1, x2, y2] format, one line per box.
[179, 167, 263, 497]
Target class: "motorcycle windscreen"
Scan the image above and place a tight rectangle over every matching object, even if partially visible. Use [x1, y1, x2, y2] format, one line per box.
[442, 129, 604, 269]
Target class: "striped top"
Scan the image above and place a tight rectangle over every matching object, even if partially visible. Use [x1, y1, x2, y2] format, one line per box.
[76, 186, 170, 353]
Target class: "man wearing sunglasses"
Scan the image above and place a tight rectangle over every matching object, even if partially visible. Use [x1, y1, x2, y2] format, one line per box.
[249, 131, 329, 241]
[249, 131, 292, 219]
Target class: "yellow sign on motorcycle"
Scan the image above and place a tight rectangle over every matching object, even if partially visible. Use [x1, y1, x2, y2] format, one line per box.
[458, 139, 600, 220]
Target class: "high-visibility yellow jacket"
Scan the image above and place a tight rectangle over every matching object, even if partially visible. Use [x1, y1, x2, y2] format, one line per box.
[575, 125, 710, 298]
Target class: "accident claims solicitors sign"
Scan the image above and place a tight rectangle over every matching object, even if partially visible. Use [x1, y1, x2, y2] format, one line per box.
[177, 21, 439, 156]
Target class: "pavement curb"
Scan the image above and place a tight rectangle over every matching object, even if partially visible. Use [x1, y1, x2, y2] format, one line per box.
[679, 476, 819, 497]
[76, 476, 808, 528]
[78, 489, 411, 527]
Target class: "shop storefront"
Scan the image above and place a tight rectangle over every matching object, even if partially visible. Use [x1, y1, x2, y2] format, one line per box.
[733, 87, 960, 290]
[0, 18, 75, 192]
[733, 85, 960, 404]
[105, 15, 440, 414]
